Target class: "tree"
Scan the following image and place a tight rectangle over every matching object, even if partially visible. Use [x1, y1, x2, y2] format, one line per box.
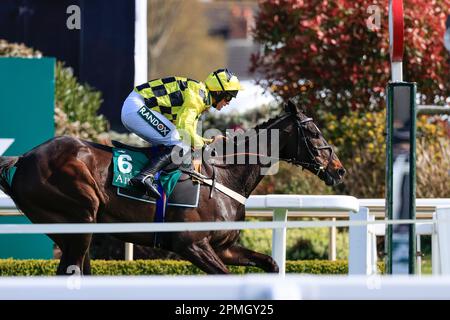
[250, 0, 449, 118]
[249, 0, 450, 198]
[148, 0, 226, 80]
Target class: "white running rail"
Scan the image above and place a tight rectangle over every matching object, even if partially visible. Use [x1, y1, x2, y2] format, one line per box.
[2, 275, 450, 300]
[349, 205, 450, 275]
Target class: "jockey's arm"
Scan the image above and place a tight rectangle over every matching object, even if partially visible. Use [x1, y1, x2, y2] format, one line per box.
[178, 84, 214, 149]
[177, 106, 208, 149]
[203, 136, 214, 144]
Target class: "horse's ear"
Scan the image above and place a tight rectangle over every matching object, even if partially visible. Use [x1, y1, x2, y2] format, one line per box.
[284, 99, 297, 114]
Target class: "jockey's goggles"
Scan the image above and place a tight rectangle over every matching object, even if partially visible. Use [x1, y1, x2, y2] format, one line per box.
[212, 90, 238, 103]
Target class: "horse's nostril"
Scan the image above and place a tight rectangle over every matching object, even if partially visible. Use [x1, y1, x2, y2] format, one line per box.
[338, 168, 346, 177]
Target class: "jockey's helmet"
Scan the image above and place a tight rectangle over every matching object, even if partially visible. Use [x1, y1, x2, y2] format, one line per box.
[205, 69, 243, 104]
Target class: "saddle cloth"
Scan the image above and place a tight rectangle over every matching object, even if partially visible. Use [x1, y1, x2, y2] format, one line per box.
[112, 140, 200, 208]
[117, 174, 200, 208]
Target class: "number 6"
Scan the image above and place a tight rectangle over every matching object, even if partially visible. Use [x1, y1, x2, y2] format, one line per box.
[118, 154, 132, 174]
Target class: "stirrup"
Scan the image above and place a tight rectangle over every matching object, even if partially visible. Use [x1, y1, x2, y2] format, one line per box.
[142, 175, 162, 199]
[130, 174, 150, 188]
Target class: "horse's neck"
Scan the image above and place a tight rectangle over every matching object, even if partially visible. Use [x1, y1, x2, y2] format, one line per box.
[222, 118, 292, 197]
[230, 164, 267, 198]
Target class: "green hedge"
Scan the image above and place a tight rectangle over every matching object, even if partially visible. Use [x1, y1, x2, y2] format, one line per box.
[0, 259, 384, 276]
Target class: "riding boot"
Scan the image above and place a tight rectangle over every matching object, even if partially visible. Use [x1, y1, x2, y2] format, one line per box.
[130, 146, 176, 199]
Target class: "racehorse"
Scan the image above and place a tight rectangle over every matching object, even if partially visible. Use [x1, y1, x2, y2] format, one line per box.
[0, 101, 346, 275]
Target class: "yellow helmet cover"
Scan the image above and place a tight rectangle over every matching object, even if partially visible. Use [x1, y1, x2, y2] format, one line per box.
[205, 68, 243, 94]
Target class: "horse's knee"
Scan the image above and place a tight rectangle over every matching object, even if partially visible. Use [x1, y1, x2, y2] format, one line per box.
[175, 240, 203, 257]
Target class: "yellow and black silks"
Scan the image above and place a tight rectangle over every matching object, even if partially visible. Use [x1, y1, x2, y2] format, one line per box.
[134, 77, 213, 148]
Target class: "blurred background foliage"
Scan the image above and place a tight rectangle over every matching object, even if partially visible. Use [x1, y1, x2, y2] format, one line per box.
[54, 62, 109, 141]
[249, 0, 449, 199]
[251, 0, 449, 116]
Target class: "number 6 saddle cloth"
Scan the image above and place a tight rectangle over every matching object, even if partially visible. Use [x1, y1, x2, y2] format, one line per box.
[111, 140, 200, 208]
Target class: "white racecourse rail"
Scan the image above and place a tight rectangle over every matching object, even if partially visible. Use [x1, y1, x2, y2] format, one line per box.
[3, 275, 450, 300]
[349, 201, 450, 275]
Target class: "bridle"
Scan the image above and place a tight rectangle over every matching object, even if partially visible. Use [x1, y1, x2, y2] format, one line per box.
[209, 112, 334, 177]
[288, 115, 334, 176]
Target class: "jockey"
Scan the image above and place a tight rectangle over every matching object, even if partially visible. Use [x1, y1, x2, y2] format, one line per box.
[121, 68, 243, 199]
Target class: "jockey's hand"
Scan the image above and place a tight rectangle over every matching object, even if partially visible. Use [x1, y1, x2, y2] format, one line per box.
[212, 135, 228, 143]
[192, 158, 202, 172]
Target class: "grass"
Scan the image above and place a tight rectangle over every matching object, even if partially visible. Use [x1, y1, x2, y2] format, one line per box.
[419, 256, 432, 275]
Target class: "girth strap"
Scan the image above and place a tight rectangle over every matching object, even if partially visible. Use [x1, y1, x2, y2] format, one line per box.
[181, 168, 247, 205]
[209, 165, 216, 199]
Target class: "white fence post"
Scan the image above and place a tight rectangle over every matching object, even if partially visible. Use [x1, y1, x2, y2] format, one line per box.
[124, 243, 134, 261]
[349, 207, 374, 275]
[416, 234, 422, 275]
[272, 208, 288, 276]
[329, 219, 337, 261]
[436, 207, 450, 274]
[432, 215, 441, 275]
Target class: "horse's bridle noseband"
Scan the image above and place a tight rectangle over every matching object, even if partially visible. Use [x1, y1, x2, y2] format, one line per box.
[287, 115, 334, 176]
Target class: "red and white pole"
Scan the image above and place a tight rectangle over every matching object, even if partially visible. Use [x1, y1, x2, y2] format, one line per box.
[389, 0, 404, 82]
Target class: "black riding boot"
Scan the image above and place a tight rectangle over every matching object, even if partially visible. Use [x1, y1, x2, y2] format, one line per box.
[130, 146, 175, 199]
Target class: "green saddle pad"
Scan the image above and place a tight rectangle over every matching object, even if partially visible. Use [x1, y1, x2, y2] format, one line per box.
[112, 148, 181, 198]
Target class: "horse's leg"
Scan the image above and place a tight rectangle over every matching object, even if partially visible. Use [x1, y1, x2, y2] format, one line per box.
[53, 234, 93, 276]
[83, 251, 92, 275]
[216, 244, 279, 273]
[56, 250, 67, 275]
[175, 238, 230, 274]
[19, 156, 101, 276]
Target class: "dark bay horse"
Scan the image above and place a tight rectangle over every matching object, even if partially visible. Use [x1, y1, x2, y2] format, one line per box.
[0, 101, 346, 275]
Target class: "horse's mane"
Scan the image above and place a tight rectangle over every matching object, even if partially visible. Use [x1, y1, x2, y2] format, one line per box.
[207, 112, 292, 165]
[254, 113, 288, 131]
[233, 112, 290, 143]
